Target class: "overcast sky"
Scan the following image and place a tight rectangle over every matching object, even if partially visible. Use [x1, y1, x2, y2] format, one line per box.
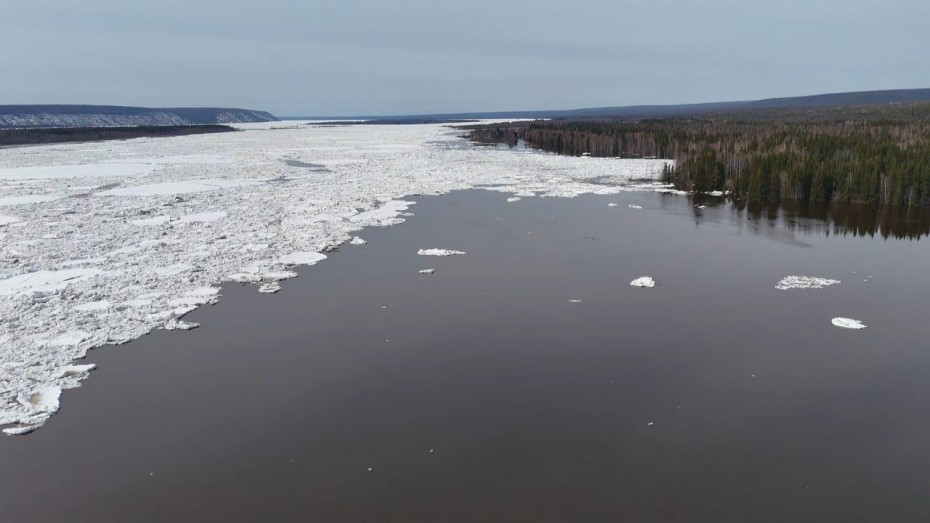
[2, 0, 928, 116]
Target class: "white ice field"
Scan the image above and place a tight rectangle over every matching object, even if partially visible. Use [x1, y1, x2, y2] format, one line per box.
[0, 122, 675, 434]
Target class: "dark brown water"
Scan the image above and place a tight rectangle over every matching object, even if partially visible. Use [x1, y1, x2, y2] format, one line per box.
[2, 190, 930, 522]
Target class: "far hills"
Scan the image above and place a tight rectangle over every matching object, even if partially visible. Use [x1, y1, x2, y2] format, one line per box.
[292, 88, 930, 122]
[0, 105, 278, 129]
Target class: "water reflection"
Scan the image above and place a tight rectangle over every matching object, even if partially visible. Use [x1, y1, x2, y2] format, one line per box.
[688, 196, 930, 241]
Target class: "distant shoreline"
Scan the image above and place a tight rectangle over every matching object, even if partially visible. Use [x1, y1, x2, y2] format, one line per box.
[0, 124, 237, 148]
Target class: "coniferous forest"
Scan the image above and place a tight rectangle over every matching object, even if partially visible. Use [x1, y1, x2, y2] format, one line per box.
[464, 103, 930, 206]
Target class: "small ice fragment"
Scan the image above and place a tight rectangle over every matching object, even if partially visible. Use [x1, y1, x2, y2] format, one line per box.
[258, 282, 281, 294]
[3, 425, 39, 436]
[695, 204, 706, 209]
[628, 204, 642, 209]
[647, 422, 654, 426]
[568, 299, 582, 303]
[832, 317, 867, 330]
[507, 197, 522, 202]
[59, 364, 96, 378]
[630, 276, 655, 288]
[607, 203, 618, 207]
[164, 319, 200, 331]
[349, 236, 367, 245]
[429, 449, 435, 453]
[418, 269, 436, 275]
[775, 276, 841, 290]
[367, 467, 373, 472]
[418, 249, 465, 256]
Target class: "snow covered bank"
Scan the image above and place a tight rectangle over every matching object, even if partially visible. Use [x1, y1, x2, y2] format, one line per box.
[0, 121, 673, 434]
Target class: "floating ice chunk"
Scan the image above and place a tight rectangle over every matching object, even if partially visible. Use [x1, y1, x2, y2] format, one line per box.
[131, 215, 170, 226]
[775, 276, 841, 290]
[707, 190, 725, 197]
[258, 282, 281, 293]
[569, 299, 582, 303]
[179, 211, 226, 223]
[507, 197, 522, 202]
[628, 204, 643, 209]
[607, 203, 618, 207]
[59, 364, 96, 378]
[630, 276, 656, 288]
[350, 200, 416, 224]
[164, 319, 199, 331]
[832, 317, 867, 330]
[0, 214, 21, 226]
[3, 425, 39, 436]
[98, 179, 262, 197]
[74, 300, 112, 312]
[418, 268, 436, 274]
[695, 204, 707, 209]
[349, 236, 367, 245]
[278, 251, 328, 266]
[0, 268, 103, 297]
[418, 249, 466, 256]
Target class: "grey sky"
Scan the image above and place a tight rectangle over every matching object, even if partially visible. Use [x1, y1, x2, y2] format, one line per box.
[2, 0, 928, 116]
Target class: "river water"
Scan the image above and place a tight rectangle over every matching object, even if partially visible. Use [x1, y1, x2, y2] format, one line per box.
[1, 189, 928, 521]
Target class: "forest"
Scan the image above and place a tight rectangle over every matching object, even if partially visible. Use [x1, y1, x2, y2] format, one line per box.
[0, 125, 236, 147]
[463, 103, 930, 206]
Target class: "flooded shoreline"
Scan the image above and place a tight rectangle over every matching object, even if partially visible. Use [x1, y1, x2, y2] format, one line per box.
[2, 189, 929, 521]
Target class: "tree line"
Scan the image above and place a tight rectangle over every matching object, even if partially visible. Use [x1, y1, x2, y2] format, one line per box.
[463, 103, 930, 206]
[0, 125, 236, 147]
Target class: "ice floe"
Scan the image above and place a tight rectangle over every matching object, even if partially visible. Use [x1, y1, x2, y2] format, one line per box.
[507, 197, 522, 202]
[0, 121, 674, 434]
[418, 268, 436, 274]
[0, 215, 21, 226]
[131, 215, 170, 226]
[775, 276, 841, 290]
[418, 249, 466, 256]
[278, 252, 328, 266]
[74, 300, 112, 312]
[98, 179, 262, 197]
[832, 317, 867, 330]
[630, 276, 656, 288]
[349, 236, 367, 245]
[628, 204, 643, 209]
